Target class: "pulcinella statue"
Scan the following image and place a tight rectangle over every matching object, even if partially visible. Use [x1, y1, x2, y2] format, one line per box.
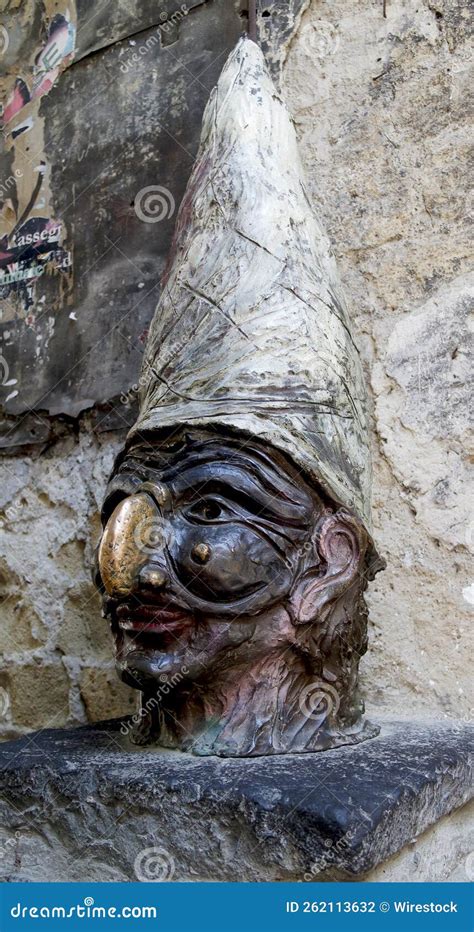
[94, 37, 385, 757]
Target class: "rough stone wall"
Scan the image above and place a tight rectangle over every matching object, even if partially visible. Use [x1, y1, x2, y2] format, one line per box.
[283, 0, 472, 725]
[0, 0, 472, 739]
[0, 423, 137, 737]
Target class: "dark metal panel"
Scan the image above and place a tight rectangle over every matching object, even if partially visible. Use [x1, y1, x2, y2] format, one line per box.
[0, 0, 306, 446]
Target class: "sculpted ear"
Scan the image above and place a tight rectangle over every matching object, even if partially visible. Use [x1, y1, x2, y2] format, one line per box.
[292, 512, 367, 625]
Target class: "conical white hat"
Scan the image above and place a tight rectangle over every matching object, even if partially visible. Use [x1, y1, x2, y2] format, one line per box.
[131, 37, 374, 533]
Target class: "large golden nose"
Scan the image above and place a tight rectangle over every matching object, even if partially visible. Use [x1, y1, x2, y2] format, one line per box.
[98, 492, 167, 597]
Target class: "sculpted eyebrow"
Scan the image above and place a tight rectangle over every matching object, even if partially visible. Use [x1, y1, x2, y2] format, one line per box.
[170, 465, 310, 526]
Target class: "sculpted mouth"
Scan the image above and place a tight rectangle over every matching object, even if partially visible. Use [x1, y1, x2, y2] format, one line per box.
[115, 600, 193, 635]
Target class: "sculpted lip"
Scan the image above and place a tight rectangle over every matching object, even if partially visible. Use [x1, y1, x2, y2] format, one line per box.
[115, 601, 193, 634]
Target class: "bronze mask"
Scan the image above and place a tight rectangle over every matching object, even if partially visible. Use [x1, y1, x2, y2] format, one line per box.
[93, 37, 384, 756]
[95, 432, 380, 756]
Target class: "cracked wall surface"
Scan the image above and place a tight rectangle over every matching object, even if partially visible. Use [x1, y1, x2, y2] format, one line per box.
[0, 0, 472, 741]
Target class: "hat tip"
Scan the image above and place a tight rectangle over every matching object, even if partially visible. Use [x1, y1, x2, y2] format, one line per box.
[231, 33, 267, 63]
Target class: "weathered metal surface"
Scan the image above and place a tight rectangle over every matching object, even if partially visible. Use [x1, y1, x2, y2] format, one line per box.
[133, 37, 373, 530]
[96, 431, 379, 756]
[93, 38, 383, 758]
[0, 0, 306, 446]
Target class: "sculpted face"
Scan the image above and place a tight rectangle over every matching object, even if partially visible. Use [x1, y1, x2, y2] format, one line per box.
[95, 431, 379, 756]
[91, 38, 384, 755]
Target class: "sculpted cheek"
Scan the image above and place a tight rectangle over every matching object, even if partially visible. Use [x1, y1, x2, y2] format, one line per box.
[170, 524, 292, 603]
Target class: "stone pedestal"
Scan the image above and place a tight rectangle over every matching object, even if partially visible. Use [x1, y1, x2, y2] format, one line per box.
[0, 719, 472, 882]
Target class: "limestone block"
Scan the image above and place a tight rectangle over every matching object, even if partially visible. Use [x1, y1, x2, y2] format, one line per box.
[374, 274, 473, 552]
[80, 668, 137, 722]
[7, 662, 70, 729]
[0, 719, 471, 882]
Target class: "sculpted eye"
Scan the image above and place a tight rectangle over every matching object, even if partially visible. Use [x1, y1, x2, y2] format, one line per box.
[187, 497, 225, 521]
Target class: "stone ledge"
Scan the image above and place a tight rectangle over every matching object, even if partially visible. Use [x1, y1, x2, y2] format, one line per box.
[0, 719, 472, 882]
